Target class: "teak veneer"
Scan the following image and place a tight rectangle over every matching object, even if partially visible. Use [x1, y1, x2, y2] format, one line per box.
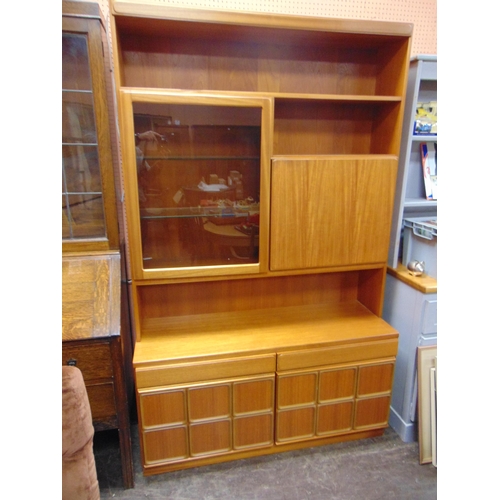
[110, 0, 412, 476]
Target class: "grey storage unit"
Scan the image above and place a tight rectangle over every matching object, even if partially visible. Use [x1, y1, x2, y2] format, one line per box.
[383, 274, 437, 442]
[383, 55, 437, 442]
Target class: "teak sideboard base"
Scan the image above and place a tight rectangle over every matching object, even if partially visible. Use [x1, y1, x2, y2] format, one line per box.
[132, 279, 398, 476]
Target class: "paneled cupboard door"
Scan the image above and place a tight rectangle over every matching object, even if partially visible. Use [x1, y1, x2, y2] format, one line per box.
[276, 362, 394, 444]
[119, 91, 272, 280]
[270, 156, 398, 271]
[138, 375, 274, 467]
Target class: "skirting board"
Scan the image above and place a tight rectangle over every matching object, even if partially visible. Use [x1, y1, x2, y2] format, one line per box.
[389, 407, 418, 443]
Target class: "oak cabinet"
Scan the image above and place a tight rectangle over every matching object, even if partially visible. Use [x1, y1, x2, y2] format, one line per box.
[109, 0, 411, 476]
[62, 0, 119, 253]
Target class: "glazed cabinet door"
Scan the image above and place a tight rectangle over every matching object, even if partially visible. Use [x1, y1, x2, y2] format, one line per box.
[270, 156, 398, 271]
[138, 375, 275, 468]
[119, 91, 272, 280]
[62, 10, 119, 252]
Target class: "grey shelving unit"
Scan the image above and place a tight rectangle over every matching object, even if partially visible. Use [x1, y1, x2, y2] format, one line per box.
[383, 55, 437, 444]
[388, 55, 437, 269]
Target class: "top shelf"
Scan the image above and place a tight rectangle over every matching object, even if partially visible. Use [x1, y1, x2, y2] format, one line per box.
[112, 3, 412, 100]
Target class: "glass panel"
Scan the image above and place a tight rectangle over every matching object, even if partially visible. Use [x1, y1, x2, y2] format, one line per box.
[62, 194, 105, 239]
[133, 103, 261, 269]
[62, 34, 92, 91]
[62, 92, 97, 143]
[62, 33, 106, 241]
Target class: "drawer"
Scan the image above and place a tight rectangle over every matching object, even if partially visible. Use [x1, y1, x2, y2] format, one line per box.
[135, 354, 276, 389]
[277, 339, 398, 372]
[62, 342, 113, 380]
[86, 382, 117, 419]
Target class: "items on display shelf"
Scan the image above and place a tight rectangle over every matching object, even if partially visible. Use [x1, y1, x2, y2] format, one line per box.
[420, 142, 437, 200]
[414, 101, 437, 135]
[402, 217, 437, 278]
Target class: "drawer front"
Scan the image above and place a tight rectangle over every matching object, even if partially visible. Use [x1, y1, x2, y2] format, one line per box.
[135, 354, 276, 389]
[62, 342, 113, 380]
[86, 382, 116, 419]
[277, 339, 398, 372]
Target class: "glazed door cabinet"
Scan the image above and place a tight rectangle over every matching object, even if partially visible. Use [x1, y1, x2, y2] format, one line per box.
[119, 90, 273, 281]
[138, 375, 275, 469]
[270, 156, 398, 271]
[62, 1, 119, 252]
[276, 361, 395, 444]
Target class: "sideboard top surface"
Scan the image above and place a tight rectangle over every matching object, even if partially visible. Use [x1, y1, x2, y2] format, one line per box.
[62, 252, 121, 341]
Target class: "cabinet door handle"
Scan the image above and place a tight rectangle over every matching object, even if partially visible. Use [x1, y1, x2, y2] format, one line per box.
[66, 358, 77, 367]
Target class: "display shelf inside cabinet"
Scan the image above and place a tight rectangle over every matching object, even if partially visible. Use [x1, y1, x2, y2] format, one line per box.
[110, 0, 412, 476]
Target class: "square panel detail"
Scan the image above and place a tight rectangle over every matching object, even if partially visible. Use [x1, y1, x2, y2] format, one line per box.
[276, 407, 315, 442]
[278, 373, 317, 408]
[357, 363, 394, 397]
[317, 402, 354, 435]
[143, 426, 188, 464]
[354, 396, 391, 429]
[318, 368, 356, 402]
[190, 420, 231, 456]
[234, 378, 274, 415]
[234, 413, 273, 449]
[140, 390, 186, 428]
[188, 384, 230, 421]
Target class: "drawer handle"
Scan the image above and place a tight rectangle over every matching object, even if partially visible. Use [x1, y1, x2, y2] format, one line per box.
[66, 358, 77, 367]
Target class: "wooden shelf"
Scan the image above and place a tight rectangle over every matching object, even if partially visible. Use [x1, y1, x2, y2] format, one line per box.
[134, 301, 398, 366]
[387, 263, 437, 294]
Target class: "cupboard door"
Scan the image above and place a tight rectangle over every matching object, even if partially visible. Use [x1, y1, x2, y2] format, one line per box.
[140, 390, 189, 464]
[188, 384, 231, 457]
[233, 378, 274, 450]
[119, 91, 273, 280]
[138, 375, 274, 466]
[354, 362, 395, 430]
[276, 368, 357, 443]
[270, 157, 397, 271]
[276, 361, 395, 443]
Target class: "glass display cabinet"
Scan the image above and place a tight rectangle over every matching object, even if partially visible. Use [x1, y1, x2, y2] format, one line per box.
[119, 92, 272, 279]
[62, 4, 118, 252]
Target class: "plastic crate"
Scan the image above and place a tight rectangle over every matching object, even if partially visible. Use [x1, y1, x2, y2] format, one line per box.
[402, 217, 437, 278]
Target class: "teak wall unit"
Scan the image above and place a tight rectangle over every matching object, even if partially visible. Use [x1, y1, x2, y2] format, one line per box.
[110, 0, 412, 476]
